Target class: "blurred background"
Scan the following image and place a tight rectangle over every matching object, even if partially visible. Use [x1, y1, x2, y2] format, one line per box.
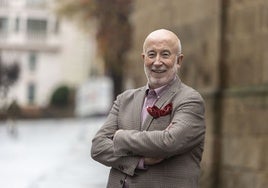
[0, 0, 268, 188]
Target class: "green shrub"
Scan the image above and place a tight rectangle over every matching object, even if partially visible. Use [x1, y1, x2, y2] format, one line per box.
[50, 85, 70, 107]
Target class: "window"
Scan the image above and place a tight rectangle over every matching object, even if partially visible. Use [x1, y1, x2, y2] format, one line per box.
[28, 52, 37, 71]
[0, 17, 8, 34]
[54, 18, 60, 34]
[28, 83, 36, 104]
[26, 18, 47, 39]
[27, 19, 47, 34]
[15, 17, 20, 32]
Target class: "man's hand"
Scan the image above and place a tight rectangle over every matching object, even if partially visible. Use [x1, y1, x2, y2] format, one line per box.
[144, 157, 164, 165]
[114, 129, 123, 138]
[166, 122, 173, 130]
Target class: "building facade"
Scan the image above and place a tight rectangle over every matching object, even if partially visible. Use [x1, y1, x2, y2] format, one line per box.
[0, 0, 95, 108]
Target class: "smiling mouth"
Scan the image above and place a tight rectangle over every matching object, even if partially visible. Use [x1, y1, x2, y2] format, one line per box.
[152, 69, 166, 73]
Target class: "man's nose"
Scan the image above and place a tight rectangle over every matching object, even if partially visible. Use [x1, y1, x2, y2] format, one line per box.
[153, 55, 163, 66]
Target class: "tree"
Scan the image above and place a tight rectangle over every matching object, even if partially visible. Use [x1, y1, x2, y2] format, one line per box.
[0, 55, 20, 99]
[0, 54, 20, 116]
[56, 0, 133, 99]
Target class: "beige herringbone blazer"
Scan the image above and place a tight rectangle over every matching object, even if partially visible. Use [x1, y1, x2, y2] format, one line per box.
[91, 77, 206, 188]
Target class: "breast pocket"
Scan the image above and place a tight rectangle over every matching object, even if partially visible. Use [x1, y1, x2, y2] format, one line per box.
[148, 114, 172, 130]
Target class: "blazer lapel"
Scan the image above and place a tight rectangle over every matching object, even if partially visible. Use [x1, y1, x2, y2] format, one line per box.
[133, 87, 147, 130]
[143, 78, 181, 131]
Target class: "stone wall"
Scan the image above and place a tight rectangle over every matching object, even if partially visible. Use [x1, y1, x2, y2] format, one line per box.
[126, 0, 268, 188]
[219, 0, 268, 187]
[220, 91, 268, 188]
[127, 0, 220, 91]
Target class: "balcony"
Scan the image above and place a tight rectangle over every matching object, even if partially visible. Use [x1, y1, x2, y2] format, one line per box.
[0, 16, 60, 53]
[0, 0, 8, 7]
[26, 0, 47, 9]
[0, 31, 60, 53]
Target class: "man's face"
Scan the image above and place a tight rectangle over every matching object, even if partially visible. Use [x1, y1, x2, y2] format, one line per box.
[142, 35, 182, 89]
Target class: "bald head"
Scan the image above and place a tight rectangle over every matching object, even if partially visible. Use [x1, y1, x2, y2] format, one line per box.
[143, 29, 182, 55]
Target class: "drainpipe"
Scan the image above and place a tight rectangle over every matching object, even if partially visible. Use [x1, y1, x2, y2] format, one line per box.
[212, 0, 229, 187]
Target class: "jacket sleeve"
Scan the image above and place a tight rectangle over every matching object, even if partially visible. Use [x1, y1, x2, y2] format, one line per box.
[113, 93, 206, 158]
[91, 94, 140, 176]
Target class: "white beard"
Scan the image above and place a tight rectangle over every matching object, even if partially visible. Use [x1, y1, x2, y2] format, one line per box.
[144, 62, 178, 88]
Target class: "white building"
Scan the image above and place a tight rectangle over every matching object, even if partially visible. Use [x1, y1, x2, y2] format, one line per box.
[0, 0, 96, 108]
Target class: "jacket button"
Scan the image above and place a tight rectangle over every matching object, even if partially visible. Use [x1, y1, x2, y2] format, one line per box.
[118, 165, 124, 170]
[127, 151, 133, 155]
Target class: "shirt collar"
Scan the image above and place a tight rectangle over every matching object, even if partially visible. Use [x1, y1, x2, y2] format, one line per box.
[145, 76, 177, 98]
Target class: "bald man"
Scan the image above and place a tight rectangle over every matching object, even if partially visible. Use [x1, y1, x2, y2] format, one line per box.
[91, 29, 206, 188]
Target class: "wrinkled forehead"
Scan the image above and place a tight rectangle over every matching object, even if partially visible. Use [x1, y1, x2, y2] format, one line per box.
[143, 30, 179, 52]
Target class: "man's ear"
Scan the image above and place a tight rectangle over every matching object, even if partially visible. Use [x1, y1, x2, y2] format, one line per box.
[176, 54, 184, 68]
[141, 53, 145, 61]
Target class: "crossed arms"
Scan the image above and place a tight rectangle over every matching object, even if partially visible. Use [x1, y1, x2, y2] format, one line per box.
[91, 92, 205, 176]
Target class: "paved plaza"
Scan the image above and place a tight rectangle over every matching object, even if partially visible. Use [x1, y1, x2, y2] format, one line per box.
[0, 118, 110, 188]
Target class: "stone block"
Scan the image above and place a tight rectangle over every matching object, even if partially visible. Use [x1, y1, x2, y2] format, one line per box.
[220, 168, 268, 188]
[261, 137, 268, 170]
[235, 171, 259, 188]
[255, 172, 268, 188]
[226, 37, 262, 87]
[221, 94, 268, 136]
[222, 136, 263, 170]
[221, 97, 251, 136]
[228, 4, 258, 37]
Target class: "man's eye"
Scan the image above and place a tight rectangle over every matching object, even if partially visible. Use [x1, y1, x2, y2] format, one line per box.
[147, 53, 155, 58]
[162, 53, 170, 58]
